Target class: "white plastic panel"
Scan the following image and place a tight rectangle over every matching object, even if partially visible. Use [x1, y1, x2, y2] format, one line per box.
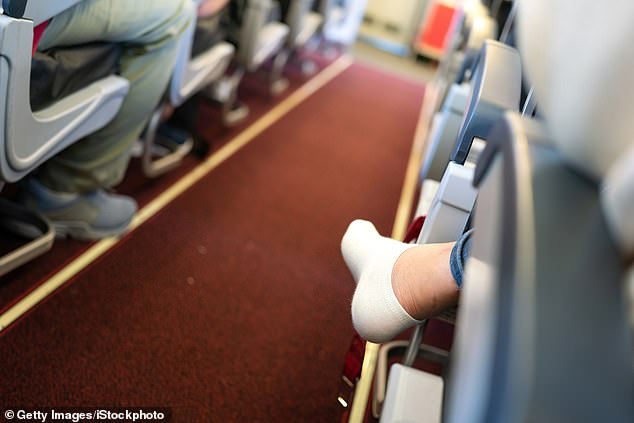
[380, 364, 443, 423]
[293, 11, 322, 48]
[250, 21, 289, 70]
[170, 41, 234, 106]
[417, 162, 478, 244]
[414, 179, 440, 218]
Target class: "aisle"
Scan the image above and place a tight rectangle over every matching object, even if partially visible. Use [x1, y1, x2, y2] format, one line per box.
[0, 60, 425, 422]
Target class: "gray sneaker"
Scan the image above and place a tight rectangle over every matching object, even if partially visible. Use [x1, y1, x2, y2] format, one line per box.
[17, 178, 137, 240]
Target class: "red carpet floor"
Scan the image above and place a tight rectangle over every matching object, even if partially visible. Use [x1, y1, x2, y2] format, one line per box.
[0, 62, 424, 422]
[0, 58, 326, 313]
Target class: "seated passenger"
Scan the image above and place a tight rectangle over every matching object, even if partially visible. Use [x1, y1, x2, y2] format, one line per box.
[18, 0, 195, 240]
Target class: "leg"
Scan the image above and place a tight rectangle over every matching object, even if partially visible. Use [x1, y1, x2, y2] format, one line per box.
[36, 0, 196, 192]
[341, 220, 459, 343]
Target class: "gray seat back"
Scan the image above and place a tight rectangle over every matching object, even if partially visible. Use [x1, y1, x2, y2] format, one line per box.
[445, 113, 634, 423]
[451, 39, 522, 164]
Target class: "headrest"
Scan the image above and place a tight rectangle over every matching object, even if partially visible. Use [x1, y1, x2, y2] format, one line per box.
[517, 0, 634, 256]
[517, 0, 634, 181]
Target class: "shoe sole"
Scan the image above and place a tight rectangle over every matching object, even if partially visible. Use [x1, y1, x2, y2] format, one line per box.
[52, 220, 132, 241]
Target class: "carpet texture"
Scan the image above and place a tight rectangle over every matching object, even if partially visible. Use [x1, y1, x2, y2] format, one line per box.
[0, 62, 424, 422]
[0, 58, 326, 313]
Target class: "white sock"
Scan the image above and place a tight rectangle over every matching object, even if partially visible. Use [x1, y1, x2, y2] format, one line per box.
[341, 220, 423, 343]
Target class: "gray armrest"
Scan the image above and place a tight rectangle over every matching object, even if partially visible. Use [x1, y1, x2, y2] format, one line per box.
[237, 0, 289, 71]
[169, 9, 234, 107]
[4, 0, 85, 25]
[446, 112, 634, 423]
[285, 0, 322, 48]
[170, 41, 234, 106]
[237, 0, 271, 66]
[451, 40, 521, 164]
[0, 15, 129, 182]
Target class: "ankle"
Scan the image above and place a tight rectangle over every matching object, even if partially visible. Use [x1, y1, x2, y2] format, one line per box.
[391, 243, 459, 320]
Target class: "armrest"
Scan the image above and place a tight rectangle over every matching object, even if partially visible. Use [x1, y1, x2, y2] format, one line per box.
[3, 0, 85, 25]
[237, 0, 273, 65]
[451, 40, 521, 164]
[0, 15, 129, 182]
[168, 5, 235, 106]
[285, 0, 311, 32]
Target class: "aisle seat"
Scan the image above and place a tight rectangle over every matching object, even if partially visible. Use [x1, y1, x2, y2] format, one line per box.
[139, 0, 235, 177]
[0, 0, 129, 276]
[276, 0, 322, 74]
[445, 113, 634, 423]
[417, 40, 521, 245]
[375, 39, 522, 422]
[420, 32, 506, 181]
[282, 0, 322, 49]
[232, 0, 291, 95]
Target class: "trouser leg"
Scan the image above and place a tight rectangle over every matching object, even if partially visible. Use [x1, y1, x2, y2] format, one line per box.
[36, 0, 195, 192]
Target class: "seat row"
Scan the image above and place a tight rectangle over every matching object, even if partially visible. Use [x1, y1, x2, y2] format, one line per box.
[345, 0, 634, 421]
[0, 0, 367, 276]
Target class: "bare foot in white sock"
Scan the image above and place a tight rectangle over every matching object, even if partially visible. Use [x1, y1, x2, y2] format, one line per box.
[341, 220, 459, 343]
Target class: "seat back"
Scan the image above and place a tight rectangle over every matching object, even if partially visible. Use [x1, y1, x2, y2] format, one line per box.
[517, 0, 634, 262]
[0, 0, 128, 275]
[417, 40, 521, 245]
[237, 0, 272, 65]
[283, 0, 321, 48]
[451, 39, 522, 165]
[445, 113, 634, 423]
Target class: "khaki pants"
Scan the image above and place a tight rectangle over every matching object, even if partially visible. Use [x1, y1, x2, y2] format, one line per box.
[37, 0, 195, 192]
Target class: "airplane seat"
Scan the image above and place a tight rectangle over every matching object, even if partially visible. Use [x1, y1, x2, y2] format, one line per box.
[375, 39, 522, 422]
[446, 112, 634, 423]
[444, 1, 634, 421]
[227, 0, 291, 96]
[416, 40, 521, 246]
[138, 0, 236, 177]
[516, 0, 634, 258]
[434, 6, 497, 111]
[276, 0, 323, 75]
[422, 14, 499, 187]
[278, 0, 322, 49]
[0, 0, 130, 276]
